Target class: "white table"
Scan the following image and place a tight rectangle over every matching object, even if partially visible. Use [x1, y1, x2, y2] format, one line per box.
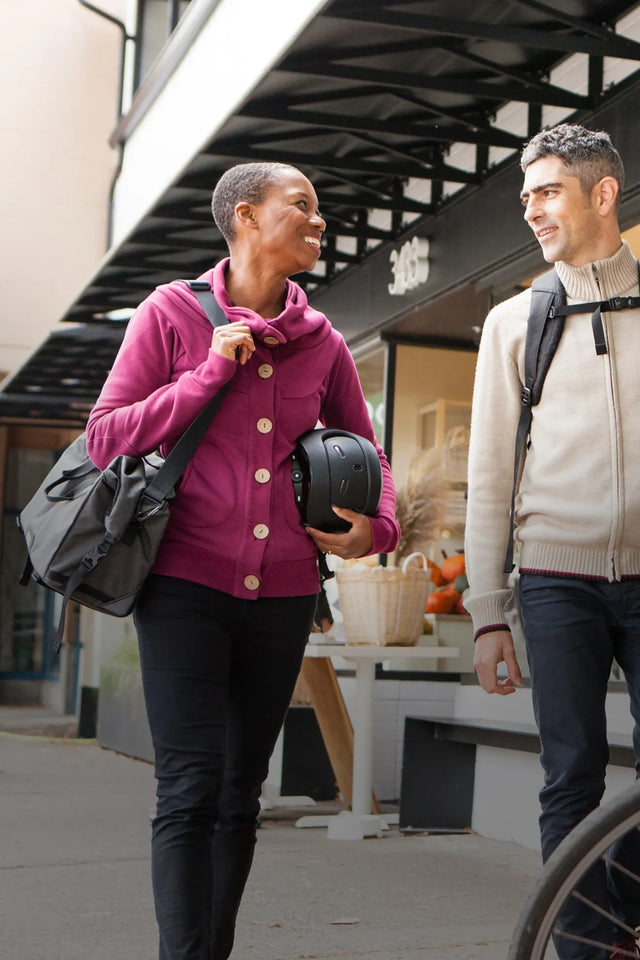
[297, 641, 458, 839]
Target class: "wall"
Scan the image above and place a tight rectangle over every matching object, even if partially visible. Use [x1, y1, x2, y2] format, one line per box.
[0, 0, 124, 377]
[336, 672, 457, 803]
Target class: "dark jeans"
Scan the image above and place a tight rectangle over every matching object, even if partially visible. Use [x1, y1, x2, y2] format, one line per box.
[135, 575, 317, 960]
[519, 574, 640, 959]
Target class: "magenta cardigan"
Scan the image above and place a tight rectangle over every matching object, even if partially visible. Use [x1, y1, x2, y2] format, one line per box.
[86, 260, 400, 599]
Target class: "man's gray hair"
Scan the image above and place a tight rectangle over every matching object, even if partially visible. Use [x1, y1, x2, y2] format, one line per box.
[521, 123, 624, 207]
[211, 162, 297, 244]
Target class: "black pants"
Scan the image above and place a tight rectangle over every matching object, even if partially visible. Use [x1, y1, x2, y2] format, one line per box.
[135, 575, 317, 960]
[520, 574, 640, 959]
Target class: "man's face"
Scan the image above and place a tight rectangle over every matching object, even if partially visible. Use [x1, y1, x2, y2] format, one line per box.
[520, 155, 601, 266]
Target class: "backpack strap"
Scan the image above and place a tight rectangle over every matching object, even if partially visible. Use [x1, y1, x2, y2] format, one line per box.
[503, 269, 565, 573]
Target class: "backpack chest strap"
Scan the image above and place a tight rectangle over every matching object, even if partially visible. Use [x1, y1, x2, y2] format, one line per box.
[554, 294, 640, 356]
[556, 295, 640, 316]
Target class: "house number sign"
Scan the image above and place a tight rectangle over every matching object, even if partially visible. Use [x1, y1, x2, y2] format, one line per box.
[388, 236, 430, 296]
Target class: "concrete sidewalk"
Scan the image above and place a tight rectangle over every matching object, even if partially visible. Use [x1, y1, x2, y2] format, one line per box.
[0, 721, 543, 960]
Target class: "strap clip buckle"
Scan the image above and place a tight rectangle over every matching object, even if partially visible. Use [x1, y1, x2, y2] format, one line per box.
[610, 296, 633, 310]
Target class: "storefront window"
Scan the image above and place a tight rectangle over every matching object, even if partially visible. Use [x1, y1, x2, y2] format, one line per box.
[389, 343, 477, 672]
[0, 448, 57, 676]
[354, 345, 386, 442]
[135, 0, 192, 89]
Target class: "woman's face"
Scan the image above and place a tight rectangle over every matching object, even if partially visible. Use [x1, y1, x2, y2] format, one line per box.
[248, 168, 326, 276]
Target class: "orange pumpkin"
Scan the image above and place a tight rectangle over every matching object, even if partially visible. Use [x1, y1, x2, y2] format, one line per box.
[440, 552, 466, 583]
[426, 558, 448, 587]
[426, 587, 459, 614]
[454, 594, 467, 616]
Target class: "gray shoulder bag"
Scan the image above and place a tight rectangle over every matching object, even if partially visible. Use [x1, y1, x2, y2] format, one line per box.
[17, 281, 228, 654]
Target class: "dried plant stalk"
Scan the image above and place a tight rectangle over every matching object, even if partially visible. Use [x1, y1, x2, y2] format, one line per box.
[394, 447, 449, 564]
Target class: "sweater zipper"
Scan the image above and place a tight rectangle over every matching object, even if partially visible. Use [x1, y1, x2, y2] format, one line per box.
[592, 263, 621, 582]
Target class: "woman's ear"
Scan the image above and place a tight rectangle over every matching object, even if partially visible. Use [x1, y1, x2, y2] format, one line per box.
[235, 202, 258, 229]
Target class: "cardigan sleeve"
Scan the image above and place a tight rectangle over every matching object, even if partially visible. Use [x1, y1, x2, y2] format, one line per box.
[319, 337, 401, 557]
[463, 296, 529, 636]
[86, 291, 236, 469]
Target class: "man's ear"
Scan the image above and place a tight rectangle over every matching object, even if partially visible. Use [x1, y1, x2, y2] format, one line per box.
[235, 202, 258, 229]
[595, 176, 619, 215]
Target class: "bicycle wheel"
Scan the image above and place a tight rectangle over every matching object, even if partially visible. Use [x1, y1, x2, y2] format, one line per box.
[508, 781, 640, 960]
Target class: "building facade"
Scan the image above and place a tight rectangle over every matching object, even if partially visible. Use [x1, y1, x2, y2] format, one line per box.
[3, 0, 640, 843]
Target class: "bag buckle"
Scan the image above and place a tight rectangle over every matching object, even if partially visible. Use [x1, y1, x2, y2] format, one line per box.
[82, 535, 114, 571]
[610, 296, 633, 310]
[521, 386, 532, 407]
[137, 494, 164, 519]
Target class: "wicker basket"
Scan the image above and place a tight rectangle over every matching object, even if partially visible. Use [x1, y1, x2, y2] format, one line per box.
[335, 553, 430, 646]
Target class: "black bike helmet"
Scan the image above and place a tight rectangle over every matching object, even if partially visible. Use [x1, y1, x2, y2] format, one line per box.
[291, 428, 382, 533]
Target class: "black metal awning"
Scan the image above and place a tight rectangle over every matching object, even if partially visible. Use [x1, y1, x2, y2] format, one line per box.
[0, 325, 125, 427]
[63, 0, 640, 324]
[3, 0, 640, 425]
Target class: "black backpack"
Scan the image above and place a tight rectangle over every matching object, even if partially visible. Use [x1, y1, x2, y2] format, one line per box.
[503, 262, 640, 573]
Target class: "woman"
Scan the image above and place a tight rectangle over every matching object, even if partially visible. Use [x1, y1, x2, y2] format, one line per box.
[86, 161, 400, 960]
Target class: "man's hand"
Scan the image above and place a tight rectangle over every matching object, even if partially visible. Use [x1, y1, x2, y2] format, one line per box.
[306, 506, 373, 560]
[473, 629, 523, 695]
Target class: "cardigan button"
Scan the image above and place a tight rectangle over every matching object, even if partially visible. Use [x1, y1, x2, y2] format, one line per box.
[258, 363, 274, 379]
[254, 468, 271, 483]
[256, 418, 273, 434]
[244, 575, 260, 591]
[253, 524, 269, 540]
[263, 336, 279, 345]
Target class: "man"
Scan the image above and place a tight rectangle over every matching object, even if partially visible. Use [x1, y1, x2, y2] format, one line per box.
[464, 123, 640, 960]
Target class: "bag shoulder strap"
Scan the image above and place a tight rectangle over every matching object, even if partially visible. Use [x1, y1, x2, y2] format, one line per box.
[503, 269, 565, 573]
[180, 279, 226, 327]
[140, 280, 230, 506]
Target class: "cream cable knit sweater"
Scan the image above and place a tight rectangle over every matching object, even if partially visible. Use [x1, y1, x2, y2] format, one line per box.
[464, 240, 640, 637]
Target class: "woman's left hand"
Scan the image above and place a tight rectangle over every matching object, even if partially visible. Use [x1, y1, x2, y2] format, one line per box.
[306, 507, 374, 560]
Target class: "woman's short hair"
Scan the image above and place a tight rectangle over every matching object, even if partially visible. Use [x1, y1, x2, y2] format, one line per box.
[211, 162, 297, 244]
[520, 123, 624, 207]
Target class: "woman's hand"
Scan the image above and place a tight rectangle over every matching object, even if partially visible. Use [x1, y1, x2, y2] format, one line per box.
[211, 322, 255, 365]
[306, 507, 374, 560]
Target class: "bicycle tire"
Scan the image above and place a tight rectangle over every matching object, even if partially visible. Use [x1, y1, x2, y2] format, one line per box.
[508, 781, 640, 960]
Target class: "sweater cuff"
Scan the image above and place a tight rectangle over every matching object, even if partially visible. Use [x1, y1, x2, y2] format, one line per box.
[474, 623, 511, 642]
[369, 514, 401, 557]
[463, 588, 512, 637]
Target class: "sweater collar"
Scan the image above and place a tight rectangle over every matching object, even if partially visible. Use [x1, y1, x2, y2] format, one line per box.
[555, 239, 639, 301]
[210, 258, 327, 343]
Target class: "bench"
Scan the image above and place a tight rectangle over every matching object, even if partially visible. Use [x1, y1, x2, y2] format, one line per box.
[399, 715, 635, 833]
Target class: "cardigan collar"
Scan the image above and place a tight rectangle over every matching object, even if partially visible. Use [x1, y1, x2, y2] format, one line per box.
[210, 258, 328, 344]
[555, 239, 639, 302]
